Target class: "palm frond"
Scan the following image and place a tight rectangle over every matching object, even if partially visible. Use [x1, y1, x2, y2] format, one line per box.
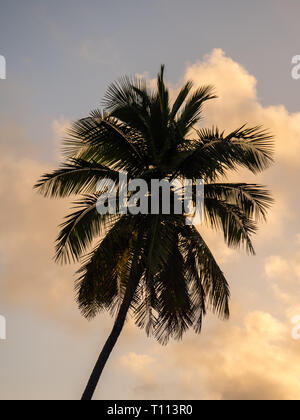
[204, 197, 256, 254]
[64, 113, 146, 173]
[157, 65, 170, 120]
[34, 159, 119, 198]
[170, 81, 193, 120]
[175, 125, 274, 180]
[34, 159, 121, 198]
[55, 193, 120, 264]
[205, 183, 274, 221]
[176, 85, 216, 135]
[76, 215, 139, 319]
[133, 215, 186, 337]
[154, 243, 193, 345]
[102, 75, 148, 112]
[180, 226, 230, 320]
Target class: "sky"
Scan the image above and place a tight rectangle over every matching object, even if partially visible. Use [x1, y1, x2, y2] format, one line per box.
[1, 0, 300, 400]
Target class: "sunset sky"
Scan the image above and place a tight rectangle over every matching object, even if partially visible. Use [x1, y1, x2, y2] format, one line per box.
[1, 0, 300, 400]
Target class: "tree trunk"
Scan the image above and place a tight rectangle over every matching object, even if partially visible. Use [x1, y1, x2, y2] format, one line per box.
[81, 278, 139, 401]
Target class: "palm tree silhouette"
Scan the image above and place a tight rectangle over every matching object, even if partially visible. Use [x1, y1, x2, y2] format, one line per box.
[35, 66, 273, 400]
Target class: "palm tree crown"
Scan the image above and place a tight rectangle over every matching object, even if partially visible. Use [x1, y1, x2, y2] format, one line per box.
[35, 65, 273, 399]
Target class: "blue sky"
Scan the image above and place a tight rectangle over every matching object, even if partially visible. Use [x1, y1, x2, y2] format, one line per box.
[0, 0, 299, 138]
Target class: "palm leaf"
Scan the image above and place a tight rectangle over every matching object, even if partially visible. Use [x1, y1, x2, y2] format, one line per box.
[204, 197, 256, 254]
[170, 81, 193, 120]
[55, 193, 120, 264]
[34, 158, 120, 198]
[176, 85, 216, 135]
[76, 215, 139, 319]
[205, 183, 273, 221]
[180, 225, 230, 319]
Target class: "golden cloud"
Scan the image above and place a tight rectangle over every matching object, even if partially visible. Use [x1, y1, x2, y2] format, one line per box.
[120, 310, 300, 400]
[1, 50, 300, 399]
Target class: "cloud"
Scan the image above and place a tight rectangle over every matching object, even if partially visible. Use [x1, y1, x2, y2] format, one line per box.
[2, 49, 300, 399]
[264, 248, 300, 307]
[0, 134, 73, 315]
[115, 50, 300, 400]
[265, 255, 293, 281]
[0, 118, 142, 337]
[120, 310, 300, 400]
[120, 352, 156, 384]
[0, 119, 97, 331]
[183, 49, 300, 168]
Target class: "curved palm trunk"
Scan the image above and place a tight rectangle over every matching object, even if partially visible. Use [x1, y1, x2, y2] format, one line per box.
[81, 279, 138, 401]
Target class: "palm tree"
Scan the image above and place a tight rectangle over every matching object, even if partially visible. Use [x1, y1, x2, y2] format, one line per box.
[34, 66, 273, 400]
